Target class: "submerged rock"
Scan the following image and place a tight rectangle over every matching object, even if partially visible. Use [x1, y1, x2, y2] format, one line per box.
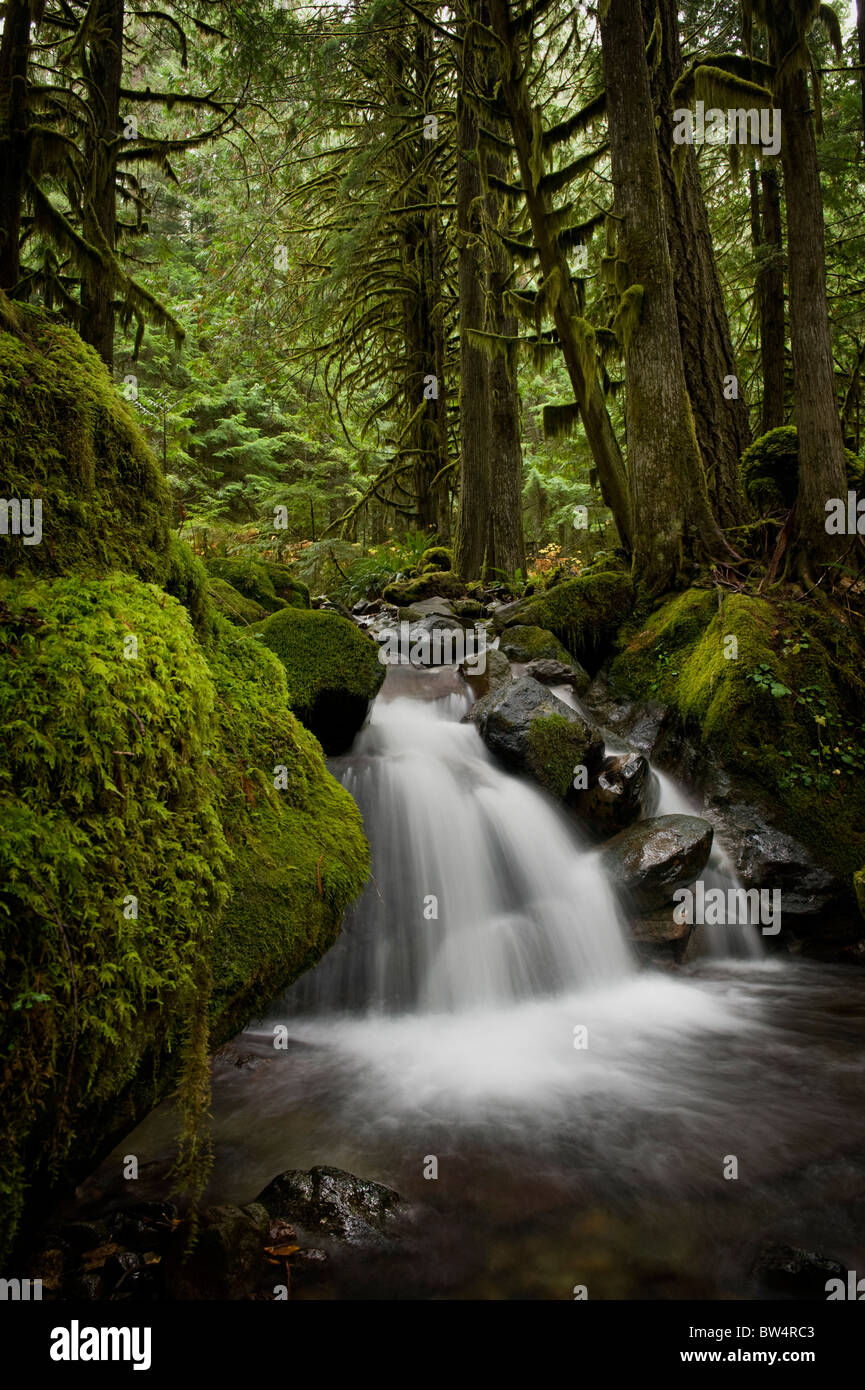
[256, 1165, 402, 1246]
[474, 675, 604, 799]
[600, 814, 714, 912]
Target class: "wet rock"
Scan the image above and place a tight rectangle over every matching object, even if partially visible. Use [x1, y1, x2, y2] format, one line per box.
[751, 1242, 846, 1298]
[573, 751, 652, 840]
[600, 814, 714, 912]
[312, 597, 353, 620]
[291, 1247, 330, 1285]
[69, 1270, 106, 1300]
[410, 596, 457, 618]
[489, 598, 524, 632]
[524, 656, 591, 697]
[164, 1202, 270, 1300]
[499, 625, 573, 665]
[255, 1165, 402, 1246]
[107, 1201, 179, 1251]
[474, 675, 605, 799]
[461, 648, 512, 711]
[453, 598, 485, 619]
[630, 905, 692, 964]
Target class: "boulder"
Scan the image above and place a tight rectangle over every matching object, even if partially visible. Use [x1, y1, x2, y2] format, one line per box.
[629, 904, 692, 965]
[491, 570, 634, 673]
[474, 675, 604, 799]
[499, 624, 574, 665]
[382, 571, 464, 604]
[255, 1166, 402, 1246]
[751, 1242, 846, 1299]
[253, 606, 385, 754]
[525, 656, 591, 696]
[600, 814, 714, 912]
[573, 751, 653, 840]
[461, 647, 512, 714]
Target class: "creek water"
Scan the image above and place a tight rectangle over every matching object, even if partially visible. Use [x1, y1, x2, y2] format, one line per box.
[77, 662, 865, 1299]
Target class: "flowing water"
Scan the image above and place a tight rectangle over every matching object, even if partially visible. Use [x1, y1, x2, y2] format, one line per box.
[76, 661, 865, 1299]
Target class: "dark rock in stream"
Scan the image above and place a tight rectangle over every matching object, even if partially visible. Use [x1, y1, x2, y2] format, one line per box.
[255, 1165, 403, 1246]
[524, 656, 591, 696]
[572, 751, 653, 841]
[600, 814, 714, 912]
[472, 675, 605, 799]
[164, 1202, 271, 1300]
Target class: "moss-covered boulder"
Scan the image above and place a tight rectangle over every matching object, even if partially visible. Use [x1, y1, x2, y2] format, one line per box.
[0, 306, 170, 581]
[474, 675, 604, 799]
[382, 570, 464, 604]
[206, 576, 267, 626]
[740, 425, 862, 514]
[494, 571, 634, 673]
[499, 625, 574, 665]
[206, 627, 369, 1039]
[0, 572, 229, 1256]
[252, 606, 385, 754]
[418, 545, 453, 573]
[608, 588, 865, 887]
[204, 557, 309, 615]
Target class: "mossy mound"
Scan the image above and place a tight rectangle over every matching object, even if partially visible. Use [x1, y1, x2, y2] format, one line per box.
[204, 557, 309, 615]
[0, 306, 170, 581]
[608, 588, 865, 881]
[252, 606, 386, 754]
[207, 630, 369, 1038]
[382, 570, 464, 604]
[206, 576, 267, 626]
[740, 425, 863, 514]
[499, 625, 574, 665]
[164, 537, 213, 636]
[418, 545, 453, 573]
[501, 570, 634, 673]
[0, 572, 229, 1257]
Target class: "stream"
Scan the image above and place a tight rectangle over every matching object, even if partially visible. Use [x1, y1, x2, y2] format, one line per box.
[74, 661, 865, 1299]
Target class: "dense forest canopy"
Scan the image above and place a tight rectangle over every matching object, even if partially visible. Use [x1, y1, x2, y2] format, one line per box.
[1, 0, 862, 599]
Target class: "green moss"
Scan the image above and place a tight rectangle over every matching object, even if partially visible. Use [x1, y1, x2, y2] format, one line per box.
[382, 570, 464, 604]
[609, 589, 865, 877]
[740, 425, 862, 514]
[164, 537, 213, 636]
[0, 306, 170, 582]
[525, 714, 590, 798]
[250, 606, 385, 753]
[204, 557, 309, 615]
[499, 624, 574, 664]
[418, 545, 453, 573]
[855, 867, 865, 922]
[509, 570, 634, 671]
[206, 630, 369, 1039]
[0, 572, 229, 1257]
[206, 576, 267, 626]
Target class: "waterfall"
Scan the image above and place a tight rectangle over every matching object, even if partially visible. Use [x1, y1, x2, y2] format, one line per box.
[290, 666, 634, 1016]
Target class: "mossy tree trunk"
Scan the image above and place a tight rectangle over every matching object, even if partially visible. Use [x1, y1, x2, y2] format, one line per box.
[779, 67, 850, 576]
[643, 0, 749, 527]
[599, 0, 728, 594]
[749, 162, 786, 433]
[80, 0, 125, 369]
[0, 0, 32, 293]
[487, 0, 634, 556]
[454, 2, 525, 580]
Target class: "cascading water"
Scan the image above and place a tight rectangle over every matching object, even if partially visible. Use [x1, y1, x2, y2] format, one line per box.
[74, 648, 865, 1300]
[289, 665, 633, 1016]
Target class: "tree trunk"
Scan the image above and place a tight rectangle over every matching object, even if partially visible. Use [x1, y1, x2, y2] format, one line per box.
[80, 0, 125, 367]
[599, 0, 727, 594]
[0, 0, 33, 293]
[749, 163, 786, 433]
[488, 0, 633, 554]
[454, 8, 491, 578]
[485, 142, 525, 579]
[858, 0, 865, 150]
[644, 0, 749, 525]
[779, 67, 849, 574]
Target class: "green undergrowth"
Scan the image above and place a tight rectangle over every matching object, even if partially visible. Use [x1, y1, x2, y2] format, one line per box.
[609, 588, 865, 879]
[204, 556, 309, 614]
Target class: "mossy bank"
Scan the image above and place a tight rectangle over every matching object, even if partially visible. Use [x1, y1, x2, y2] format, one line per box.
[0, 309, 370, 1259]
